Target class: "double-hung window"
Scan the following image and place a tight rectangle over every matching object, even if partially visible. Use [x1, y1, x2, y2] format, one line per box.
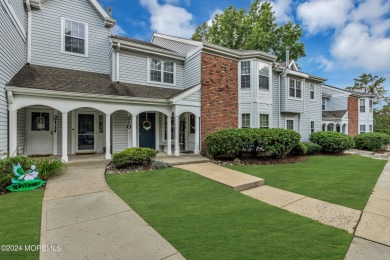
[241, 114, 250, 128]
[360, 125, 366, 134]
[310, 84, 315, 100]
[310, 121, 315, 133]
[259, 114, 269, 128]
[149, 59, 175, 84]
[289, 79, 302, 98]
[286, 119, 294, 130]
[360, 99, 366, 113]
[241, 61, 251, 88]
[259, 65, 269, 90]
[62, 18, 87, 56]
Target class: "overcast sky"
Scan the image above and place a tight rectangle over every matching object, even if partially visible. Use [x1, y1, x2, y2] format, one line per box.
[101, 0, 390, 93]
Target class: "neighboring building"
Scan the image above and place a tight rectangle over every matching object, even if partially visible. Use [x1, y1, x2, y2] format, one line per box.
[322, 85, 374, 136]
[0, 0, 371, 161]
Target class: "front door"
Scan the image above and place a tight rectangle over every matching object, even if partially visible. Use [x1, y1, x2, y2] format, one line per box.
[77, 113, 95, 152]
[139, 113, 156, 149]
[27, 109, 53, 155]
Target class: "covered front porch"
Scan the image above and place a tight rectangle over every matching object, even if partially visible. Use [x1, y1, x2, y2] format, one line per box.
[8, 90, 201, 162]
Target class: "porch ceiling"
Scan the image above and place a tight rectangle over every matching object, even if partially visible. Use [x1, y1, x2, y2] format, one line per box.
[7, 64, 186, 100]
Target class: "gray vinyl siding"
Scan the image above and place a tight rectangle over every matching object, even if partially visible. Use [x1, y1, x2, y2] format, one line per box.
[271, 71, 281, 128]
[9, 0, 25, 26]
[152, 36, 199, 54]
[280, 75, 286, 112]
[112, 110, 129, 153]
[17, 108, 26, 154]
[182, 91, 201, 103]
[280, 113, 300, 131]
[300, 81, 322, 141]
[119, 50, 185, 89]
[0, 3, 27, 155]
[322, 87, 348, 111]
[184, 52, 201, 88]
[284, 77, 304, 113]
[30, 0, 111, 74]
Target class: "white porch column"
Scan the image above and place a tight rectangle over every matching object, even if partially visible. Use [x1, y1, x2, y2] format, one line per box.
[194, 116, 200, 154]
[61, 112, 68, 162]
[174, 115, 180, 156]
[105, 114, 112, 159]
[132, 115, 137, 147]
[9, 108, 17, 156]
[167, 116, 172, 155]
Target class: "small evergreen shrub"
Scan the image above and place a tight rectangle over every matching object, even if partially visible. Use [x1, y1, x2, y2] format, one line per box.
[205, 128, 300, 159]
[303, 142, 322, 155]
[37, 159, 65, 180]
[310, 132, 354, 153]
[289, 142, 308, 156]
[112, 147, 157, 168]
[355, 132, 390, 151]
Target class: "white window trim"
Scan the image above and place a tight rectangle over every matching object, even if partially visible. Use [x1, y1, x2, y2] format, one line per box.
[285, 118, 295, 131]
[309, 83, 316, 101]
[310, 120, 315, 133]
[322, 97, 326, 111]
[259, 113, 270, 128]
[147, 58, 177, 86]
[241, 113, 251, 128]
[288, 78, 303, 100]
[61, 17, 89, 57]
[240, 60, 251, 89]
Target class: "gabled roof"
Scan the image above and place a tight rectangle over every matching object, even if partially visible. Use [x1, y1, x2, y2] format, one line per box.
[111, 35, 173, 51]
[323, 84, 375, 98]
[322, 110, 348, 120]
[7, 65, 186, 100]
[27, 0, 115, 27]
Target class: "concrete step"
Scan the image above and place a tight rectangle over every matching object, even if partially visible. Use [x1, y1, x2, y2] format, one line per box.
[175, 162, 264, 191]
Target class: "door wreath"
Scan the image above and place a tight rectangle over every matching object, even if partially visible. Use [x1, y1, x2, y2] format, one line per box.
[142, 120, 152, 131]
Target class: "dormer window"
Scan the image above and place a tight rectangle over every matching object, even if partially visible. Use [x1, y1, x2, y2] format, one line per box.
[149, 58, 175, 85]
[61, 18, 88, 56]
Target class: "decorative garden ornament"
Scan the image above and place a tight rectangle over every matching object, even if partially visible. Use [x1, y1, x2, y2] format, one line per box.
[6, 163, 46, 192]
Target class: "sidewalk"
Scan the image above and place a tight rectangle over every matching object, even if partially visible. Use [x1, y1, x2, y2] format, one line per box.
[346, 160, 390, 259]
[40, 160, 184, 260]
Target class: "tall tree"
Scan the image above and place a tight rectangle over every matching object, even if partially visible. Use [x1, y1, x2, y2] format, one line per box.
[346, 73, 388, 106]
[191, 1, 305, 61]
[374, 104, 390, 132]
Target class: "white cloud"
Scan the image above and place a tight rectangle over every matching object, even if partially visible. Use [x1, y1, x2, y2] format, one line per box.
[140, 0, 195, 38]
[297, 0, 354, 34]
[207, 9, 223, 26]
[270, 0, 294, 23]
[112, 24, 127, 36]
[315, 55, 335, 71]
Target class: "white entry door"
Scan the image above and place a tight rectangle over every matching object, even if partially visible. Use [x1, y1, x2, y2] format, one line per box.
[27, 109, 53, 155]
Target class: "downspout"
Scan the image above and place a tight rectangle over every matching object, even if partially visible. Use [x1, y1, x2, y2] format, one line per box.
[116, 43, 121, 83]
[25, 0, 32, 64]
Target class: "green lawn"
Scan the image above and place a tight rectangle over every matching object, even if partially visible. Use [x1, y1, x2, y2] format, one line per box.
[0, 189, 44, 260]
[107, 168, 352, 260]
[228, 155, 387, 210]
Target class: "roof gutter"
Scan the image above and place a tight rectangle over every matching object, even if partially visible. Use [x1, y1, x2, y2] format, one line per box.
[5, 86, 171, 105]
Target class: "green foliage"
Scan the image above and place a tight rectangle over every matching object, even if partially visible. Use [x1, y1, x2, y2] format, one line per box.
[375, 129, 390, 135]
[374, 104, 390, 133]
[112, 147, 157, 168]
[303, 142, 322, 155]
[289, 142, 308, 156]
[0, 156, 65, 191]
[192, 0, 305, 61]
[205, 128, 300, 159]
[354, 132, 390, 151]
[310, 132, 354, 153]
[346, 73, 388, 106]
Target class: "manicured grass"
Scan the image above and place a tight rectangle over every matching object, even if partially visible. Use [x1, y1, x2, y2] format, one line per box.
[107, 168, 352, 259]
[0, 189, 44, 260]
[228, 155, 387, 210]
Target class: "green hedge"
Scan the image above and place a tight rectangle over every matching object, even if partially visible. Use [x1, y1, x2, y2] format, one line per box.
[205, 128, 300, 159]
[289, 142, 308, 156]
[375, 129, 390, 135]
[112, 147, 157, 168]
[303, 142, 322, 155]
[310, 132, 354, 153]
[355, 132, 390, 151]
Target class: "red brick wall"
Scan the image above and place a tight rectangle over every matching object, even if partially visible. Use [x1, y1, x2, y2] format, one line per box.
[200, 53, 238, 151]
[348, 96, 359, 136]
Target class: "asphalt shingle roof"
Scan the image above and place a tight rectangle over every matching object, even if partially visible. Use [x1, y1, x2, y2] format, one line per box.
[322, 110, 348, 119]
[7, 64, 186, 100]
[111, 35, 175, 52]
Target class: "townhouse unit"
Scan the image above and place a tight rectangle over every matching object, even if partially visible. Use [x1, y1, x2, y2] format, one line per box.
[322, 85, 374, 136]
[0, 0, 372, 161]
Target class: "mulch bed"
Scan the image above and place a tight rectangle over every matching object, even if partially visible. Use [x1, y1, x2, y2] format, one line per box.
[213, 155, 309, 166]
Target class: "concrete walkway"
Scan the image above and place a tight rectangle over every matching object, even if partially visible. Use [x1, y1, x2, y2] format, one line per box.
[40, 160, 184, 260]
[176, 162, 264, 191]
[345, 160, 390, 259]
[177, 162, 360, 233]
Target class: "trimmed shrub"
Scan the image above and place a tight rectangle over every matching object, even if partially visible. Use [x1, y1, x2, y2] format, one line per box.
[37, 159, 65, 180]
[310, 132, 354, 153]
[303, 142, 322, 155]
[375, 129, 390, 135]
[112, 147, 157, 168]
[205, 128, 301, 159]
[355, 132, 390, 151]
[289, 142, 308, 156]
